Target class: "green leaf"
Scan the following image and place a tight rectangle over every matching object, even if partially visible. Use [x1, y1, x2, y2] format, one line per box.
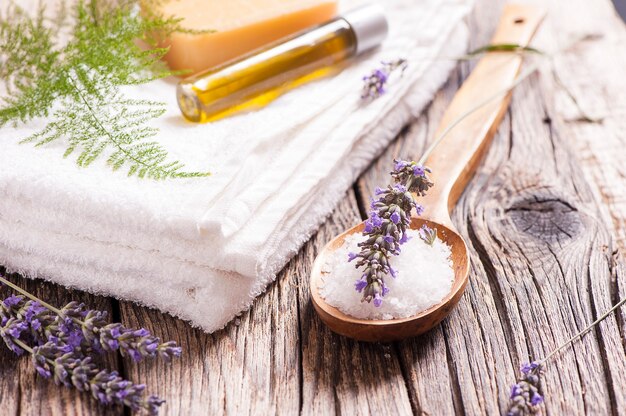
[467, 43, 543, 56]
[0, 0, 210, 179]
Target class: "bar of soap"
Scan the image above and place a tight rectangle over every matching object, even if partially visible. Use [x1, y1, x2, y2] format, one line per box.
[157, 0, 338, 74]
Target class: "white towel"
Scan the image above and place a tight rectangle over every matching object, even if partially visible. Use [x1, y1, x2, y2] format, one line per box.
[0, 0, 470, 332]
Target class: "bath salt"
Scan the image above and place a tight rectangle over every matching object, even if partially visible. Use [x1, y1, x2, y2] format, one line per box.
[319, 228, 454, 320]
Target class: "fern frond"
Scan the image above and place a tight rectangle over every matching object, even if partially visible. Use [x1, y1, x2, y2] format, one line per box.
[21, 73, 208, 179]
[0, 4, 62, 124]
[0, 0, 210, 179]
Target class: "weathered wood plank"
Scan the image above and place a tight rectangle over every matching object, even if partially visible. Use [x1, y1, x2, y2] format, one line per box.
[541, 0, 626, 250]
[297, 194, 413, 416]
[447, 72, 626, 414]
[356, 78, 461, 416]
[117, 253, 302, 414]
[353, 2, 626, 414]
[0, 270, 121, 416]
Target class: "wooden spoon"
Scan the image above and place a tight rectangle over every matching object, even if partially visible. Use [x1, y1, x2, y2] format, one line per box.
[310, 4, 546, 342]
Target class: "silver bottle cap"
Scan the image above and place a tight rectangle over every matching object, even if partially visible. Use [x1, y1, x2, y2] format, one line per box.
[342, 4, 389, 55]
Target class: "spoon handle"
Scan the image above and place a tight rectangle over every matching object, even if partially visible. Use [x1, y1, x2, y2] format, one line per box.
[420, 4, 546, 227]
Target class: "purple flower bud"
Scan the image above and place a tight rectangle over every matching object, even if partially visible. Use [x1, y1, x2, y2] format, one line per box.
[390, 212, 401, 224]
[67, 330, 83, 348]
[31, 319, 41, 331]
[394, 160, 408, 171]
[146, 396, 166, 415]
[3, 295, 22, 308]
[382, 284, 389, 296]
[373, 293, 383, 307]
[399, 233, 412, 244]
[371, 212, 383, 228]
[393, 184, 407, 193]
[413, 164, 425, 177]
[158, 342, 182, 361]
[354, 279, 368, 293]
[134, 328, 150, 337]
[110, 326, 121, 338]
[361, 60, 406, 100]
[130, 349, 142, 362]
[531, 394, 544, 405]
[347, 252, 358, 262]
[36, 366, 52, 378]
[364, 212, 383, 233]
[507, 361, 543, 415]
[520, 361, 540, 375]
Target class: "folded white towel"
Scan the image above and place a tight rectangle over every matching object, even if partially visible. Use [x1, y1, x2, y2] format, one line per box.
[0, 0, 470, 332]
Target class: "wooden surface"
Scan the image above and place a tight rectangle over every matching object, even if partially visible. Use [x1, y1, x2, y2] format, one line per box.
[310, 4, 544, 343]
[2, 0, 626, 414]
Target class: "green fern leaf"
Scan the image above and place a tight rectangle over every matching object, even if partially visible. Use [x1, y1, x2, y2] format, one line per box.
[1, 0, 210, 179]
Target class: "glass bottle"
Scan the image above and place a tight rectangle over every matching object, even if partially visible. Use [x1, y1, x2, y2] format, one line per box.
[176, 5, 388, 123]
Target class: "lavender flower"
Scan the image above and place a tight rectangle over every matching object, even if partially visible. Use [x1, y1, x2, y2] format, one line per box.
[1, 295, 181, 362]
[3, 295, 22, 308]
[1, 296, 54, 347]
[361, 58, 408, 100]
[31, 342, 164, 415]
[354, 277, 368, 292]
[0, 317, 26, 355]
[349, 159, 434, 306]
[507, 361, 543, 415]
[418, 225, 437, 246]
[0, 274, 182, 414]
[98, 324, 181, 362]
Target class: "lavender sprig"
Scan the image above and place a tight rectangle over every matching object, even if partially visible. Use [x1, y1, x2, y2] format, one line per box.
[0, 274, 181, 414]
[0, 276, 181, 362]
[507, 362, 543, 415]
[361, 58, 408, 100]
[349, 159, 433, 306]
[505, 294, 626, 414]
[82, 308, 182, 361]
[418, 224, 437, 246]
[23, 338, 164, 414]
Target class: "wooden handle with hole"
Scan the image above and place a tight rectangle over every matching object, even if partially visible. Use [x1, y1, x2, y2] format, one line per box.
[419, 4, 546, 228]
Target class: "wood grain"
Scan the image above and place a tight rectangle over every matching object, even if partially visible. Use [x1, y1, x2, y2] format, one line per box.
[297, 195, 413, 415]
[1, 0, 626, 415]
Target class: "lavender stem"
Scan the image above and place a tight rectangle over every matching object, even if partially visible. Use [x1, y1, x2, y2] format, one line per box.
[418, 34, 601, 167]
[539, 293, 626, 365]
[0, 274, 64, 316]
[418, 63, 540, 166]
[11, 336, 34, 354]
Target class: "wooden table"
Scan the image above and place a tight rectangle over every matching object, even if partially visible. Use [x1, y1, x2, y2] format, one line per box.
[2, 0, 626, 414]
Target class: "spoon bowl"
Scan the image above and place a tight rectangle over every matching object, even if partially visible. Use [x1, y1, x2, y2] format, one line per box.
[311, 217, 469, 342]
[309, 4, 545, 342]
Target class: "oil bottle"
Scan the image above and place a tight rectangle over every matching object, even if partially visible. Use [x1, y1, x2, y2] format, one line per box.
[176, 5, 388, 122]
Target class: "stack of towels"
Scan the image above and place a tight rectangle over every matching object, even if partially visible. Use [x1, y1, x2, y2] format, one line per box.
[0, 0, 470, 332]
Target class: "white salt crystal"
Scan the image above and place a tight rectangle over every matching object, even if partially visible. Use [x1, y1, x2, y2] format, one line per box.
[319, 228, 454, 320]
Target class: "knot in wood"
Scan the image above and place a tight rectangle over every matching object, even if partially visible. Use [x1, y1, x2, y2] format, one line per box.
[506, 198, 583, 243]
